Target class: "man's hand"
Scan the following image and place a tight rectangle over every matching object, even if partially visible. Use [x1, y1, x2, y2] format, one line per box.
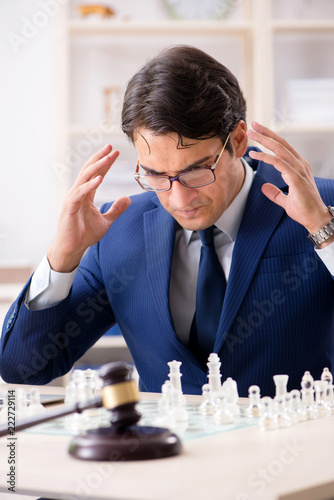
[47, 145, 131, 272]
[246, 122, 333, 247]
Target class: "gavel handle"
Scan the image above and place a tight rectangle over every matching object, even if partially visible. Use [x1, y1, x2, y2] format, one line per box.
[0, 396, 103, 437]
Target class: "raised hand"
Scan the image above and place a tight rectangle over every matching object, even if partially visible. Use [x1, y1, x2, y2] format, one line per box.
[246, 122, 332, 238]
[47, 145, 131, 272]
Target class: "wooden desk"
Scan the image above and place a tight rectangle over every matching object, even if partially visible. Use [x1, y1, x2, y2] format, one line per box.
[0, 384, 334, 500]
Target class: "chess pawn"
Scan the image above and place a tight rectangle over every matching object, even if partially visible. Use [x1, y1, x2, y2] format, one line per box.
[221, 377, 240, 418]
[321, 367, 334, 414]
[65, 371, 92, 431]
[301, 371, 318, 419]
[246, 385, 263, 418]
[274, 395, 292, 428]
[0, 392, 9, 424]
[199, 384, 217, 416]
[157, 380, 188, 427]
[155, 381, 173, 425]
[65, 381, 77, 406]
[72, 369, 85, 388]
[258, 397, 279, 431]
[169, 386, 188, 425]
[284, 392, 298, 425]
[16, 388, 29, 420]
[314, 380, 331, 417]
[273, 374, 289, 398]
[64, 381, 79, 430]
[28, 389, 46, 416]
[290, 389, 307, 422]
[84, 368, 97, 400]
[214, 395, 234, 425]
[321, 367, 333, 387]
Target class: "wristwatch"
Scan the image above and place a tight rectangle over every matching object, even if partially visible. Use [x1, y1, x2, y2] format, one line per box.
[308, 206, 334, 246]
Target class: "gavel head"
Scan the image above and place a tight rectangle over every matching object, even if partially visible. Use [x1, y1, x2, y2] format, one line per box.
[98, 361, 141, 429]
[70, 361, 183, 461]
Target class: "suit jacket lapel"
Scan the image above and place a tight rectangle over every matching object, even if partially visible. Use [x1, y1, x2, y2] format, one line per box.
[214, 162, 287, 352]
[144, 200, 178, 334]
[142, 199, 216, 370]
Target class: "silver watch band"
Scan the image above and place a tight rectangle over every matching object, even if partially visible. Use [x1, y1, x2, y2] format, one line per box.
[308, 206, 334, 246]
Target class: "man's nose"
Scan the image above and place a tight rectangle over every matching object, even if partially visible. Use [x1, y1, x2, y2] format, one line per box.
[168, 180, 198, 207]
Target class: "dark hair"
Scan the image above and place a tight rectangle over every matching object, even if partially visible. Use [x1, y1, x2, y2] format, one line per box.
[121, 45, 246, 154]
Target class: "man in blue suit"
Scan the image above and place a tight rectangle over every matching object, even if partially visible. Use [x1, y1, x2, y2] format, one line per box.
[1, 46, 334, 397]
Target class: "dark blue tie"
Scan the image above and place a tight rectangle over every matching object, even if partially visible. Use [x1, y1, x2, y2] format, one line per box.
[190, 226, 226, 362]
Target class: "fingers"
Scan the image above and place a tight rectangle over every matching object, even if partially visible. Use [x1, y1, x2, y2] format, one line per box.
[103, 196, 131, 223]
[248, 148, 291, 177]
[73, 147, 120, 190]
[261, 183, 287, 209]
[83, 144, 112, 169]
[247, 121, 301, 160]
[64, 175, 104, 213]
[246, 122, 313, 180]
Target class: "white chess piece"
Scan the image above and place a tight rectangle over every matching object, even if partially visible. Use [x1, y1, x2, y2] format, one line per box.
[199, 384, 217, 416]
[221, 377, 240, 417]
[156, 379, 188, 429]
[156, 381, 173, 425]
[273, 374, 289, 397]
[290, 389, 307, 422]
[258, 397, 279, 431]
[214, 395, 234, 425]
[314, 380, 331, 417]
[246, 385, 263, 418]
[65, 381, 77, 406]
[16, 388, 29, 420]
[321, 367, 334, 414]
[301, 371, 318, 419]
[274, 395, 292, 428]
[285, 392, 299, 425]
[167, 360, 183, 394]
[207, 353, 222, 397]
[84, 368, 97, 400]
[0, 392, 9, 424]
[28, 389, 46, 416]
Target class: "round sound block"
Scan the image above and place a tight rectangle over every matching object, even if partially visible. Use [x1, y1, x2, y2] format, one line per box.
[69, 425, 182, 461]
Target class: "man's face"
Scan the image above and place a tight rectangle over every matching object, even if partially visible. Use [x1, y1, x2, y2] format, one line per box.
[134, 127, 246, 231]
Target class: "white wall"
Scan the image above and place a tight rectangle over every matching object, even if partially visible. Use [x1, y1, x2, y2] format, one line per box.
[0, 0, 242, 271]
[0, 0, 57, 270]
[1, 0, 333, 272]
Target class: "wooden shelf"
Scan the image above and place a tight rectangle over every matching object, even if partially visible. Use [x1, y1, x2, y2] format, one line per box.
[272, 123, 334, 134]
[272, 19, 334, 32]
[68, 19, 253, 37]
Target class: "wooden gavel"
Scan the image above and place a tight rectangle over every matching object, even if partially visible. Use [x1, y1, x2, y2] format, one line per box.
[0, 362, 182, 461]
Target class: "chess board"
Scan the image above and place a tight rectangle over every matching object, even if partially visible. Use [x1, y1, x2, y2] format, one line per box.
[24, 399, 256, 442]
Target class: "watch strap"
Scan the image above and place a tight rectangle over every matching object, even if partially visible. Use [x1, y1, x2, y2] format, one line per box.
[308, 206, 334, 246]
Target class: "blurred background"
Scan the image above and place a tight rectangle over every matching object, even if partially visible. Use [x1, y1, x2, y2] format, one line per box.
[1, 0, 334, 376]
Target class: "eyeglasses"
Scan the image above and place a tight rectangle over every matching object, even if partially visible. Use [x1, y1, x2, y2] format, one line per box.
[134, 133, 231, 192]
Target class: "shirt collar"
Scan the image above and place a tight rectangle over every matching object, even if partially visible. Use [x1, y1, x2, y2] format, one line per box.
[183, 158, 255, 245]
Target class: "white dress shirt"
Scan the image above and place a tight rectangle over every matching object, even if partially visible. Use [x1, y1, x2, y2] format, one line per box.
[169, 158, 254, 343]
[27, 158, 334, 345]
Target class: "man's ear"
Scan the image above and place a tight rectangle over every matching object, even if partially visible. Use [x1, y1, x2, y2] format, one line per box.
[231, 120, 248, 158]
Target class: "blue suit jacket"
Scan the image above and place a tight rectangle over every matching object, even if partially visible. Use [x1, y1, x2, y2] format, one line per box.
[1, 151, 334, 397]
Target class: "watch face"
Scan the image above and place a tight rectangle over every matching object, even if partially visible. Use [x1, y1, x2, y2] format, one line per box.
[164, 0, 235, 20]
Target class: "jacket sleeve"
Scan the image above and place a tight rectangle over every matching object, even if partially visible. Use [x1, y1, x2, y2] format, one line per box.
[0, 243, 116, 385]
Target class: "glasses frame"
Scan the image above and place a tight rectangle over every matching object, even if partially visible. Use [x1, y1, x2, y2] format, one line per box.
[134, 132, 231, 192]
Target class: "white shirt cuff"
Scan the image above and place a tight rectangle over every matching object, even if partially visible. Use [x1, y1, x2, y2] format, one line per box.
[26, 255, 78, 310]
[315, 240, 334, 276]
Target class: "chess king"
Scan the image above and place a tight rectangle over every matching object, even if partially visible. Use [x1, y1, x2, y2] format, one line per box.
[1, 46, 334, 397]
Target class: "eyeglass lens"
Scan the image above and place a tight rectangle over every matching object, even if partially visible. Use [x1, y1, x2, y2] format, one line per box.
[139, 168, 215, 191]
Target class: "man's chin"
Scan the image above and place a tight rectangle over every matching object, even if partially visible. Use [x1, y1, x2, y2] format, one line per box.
[174, 215, 212, 232]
